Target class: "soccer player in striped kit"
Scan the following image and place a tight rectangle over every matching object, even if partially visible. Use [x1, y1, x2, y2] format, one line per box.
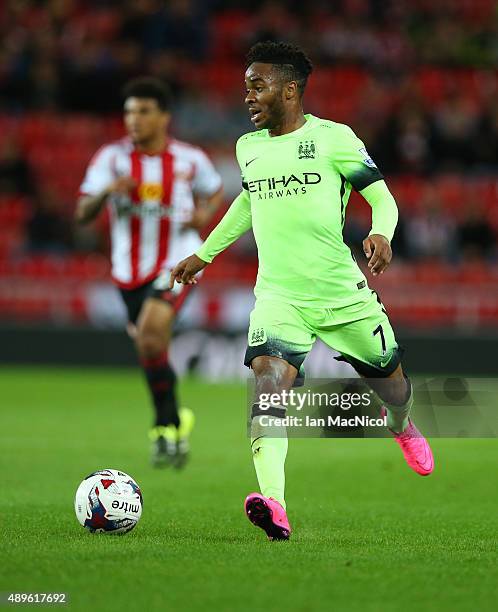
[76, 78, 223, 467]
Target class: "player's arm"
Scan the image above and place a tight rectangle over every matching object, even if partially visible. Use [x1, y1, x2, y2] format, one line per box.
[360, 180, 398, 276]
[75, 177, 136, 224]
[182, 148, 224, 231]
[76, 145, 137, 224]
[332, 125, 398, 276]
[169, 189, 252, 287]
[182, 185, 224, 231]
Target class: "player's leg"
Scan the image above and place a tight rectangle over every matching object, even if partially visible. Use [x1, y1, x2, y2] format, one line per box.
[133, 276, 196, 467]
[250, 355, 296, 506]
[245, 355, 296, 541]
[244, 299, 313, 540]
[134, 297, 180, 465]
[120, 284, 175, 465]
[135, 297, 178, 425]
[317, 291, 434, 475]
[368, 363, 411, 433]
[371, 363, 433, 476]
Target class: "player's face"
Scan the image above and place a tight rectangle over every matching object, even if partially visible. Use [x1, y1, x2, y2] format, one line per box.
[244, 63, 286, 130]
[124, 98, 169, 145]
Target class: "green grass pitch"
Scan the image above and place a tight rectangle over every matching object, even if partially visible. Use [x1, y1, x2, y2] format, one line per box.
[1, 367, 497, 611]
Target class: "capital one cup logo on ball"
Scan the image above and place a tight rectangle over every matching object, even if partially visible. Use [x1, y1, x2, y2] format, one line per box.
[74, 469, 143, 534]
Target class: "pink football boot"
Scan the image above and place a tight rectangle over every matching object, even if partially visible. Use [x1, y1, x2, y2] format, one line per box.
[381, 408, 434, 476]
[244, 493, 291, 541]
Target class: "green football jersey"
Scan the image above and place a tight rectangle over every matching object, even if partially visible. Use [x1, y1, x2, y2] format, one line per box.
[235, 114, 384, 307]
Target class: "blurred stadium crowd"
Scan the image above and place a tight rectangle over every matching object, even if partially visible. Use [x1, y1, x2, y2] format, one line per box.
[0, 0, 497, 327]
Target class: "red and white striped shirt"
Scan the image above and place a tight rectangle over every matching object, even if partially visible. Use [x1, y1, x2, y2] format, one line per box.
[80, 137, 222, 289]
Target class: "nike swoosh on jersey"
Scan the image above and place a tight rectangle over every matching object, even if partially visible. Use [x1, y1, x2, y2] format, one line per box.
[245, 157, 259, 167]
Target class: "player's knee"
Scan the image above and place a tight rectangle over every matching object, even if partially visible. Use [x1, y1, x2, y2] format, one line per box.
[135, 329, 164, 359]
[252, 356, 296, 395]
[376, 374, 411, 406]
[253, 356, 285, 381]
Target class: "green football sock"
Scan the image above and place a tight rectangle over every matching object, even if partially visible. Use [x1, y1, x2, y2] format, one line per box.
[385, 382, 413, 434]
[250, 415, 288, 509]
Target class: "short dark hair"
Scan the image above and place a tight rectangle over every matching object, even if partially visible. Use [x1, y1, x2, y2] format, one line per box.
[246, 41, 313, 95]
[122, 77, 172, 111]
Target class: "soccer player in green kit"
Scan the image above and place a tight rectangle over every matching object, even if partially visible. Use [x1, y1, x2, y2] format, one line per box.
[170, 42, 434, 540]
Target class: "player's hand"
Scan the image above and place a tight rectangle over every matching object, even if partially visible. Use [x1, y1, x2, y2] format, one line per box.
[169, 254, 208, 288]
[126, 322, 137, 340]
[106, 176, 137, 196]
[182, 208, 212, 231]
[363, 234, 392, 276]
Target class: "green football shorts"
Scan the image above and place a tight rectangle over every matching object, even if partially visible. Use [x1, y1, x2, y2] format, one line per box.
[244, 290, 403, 378]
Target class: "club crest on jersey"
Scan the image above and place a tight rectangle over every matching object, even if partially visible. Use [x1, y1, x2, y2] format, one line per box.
[249, 327, 266, 346]
[298, 140, 316, 159]
[358, 147, 377, 168]
[139, 182, 163, 202]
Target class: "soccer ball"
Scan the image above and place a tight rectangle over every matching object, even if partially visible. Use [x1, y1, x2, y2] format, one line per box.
[74, 469, 143, 534]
